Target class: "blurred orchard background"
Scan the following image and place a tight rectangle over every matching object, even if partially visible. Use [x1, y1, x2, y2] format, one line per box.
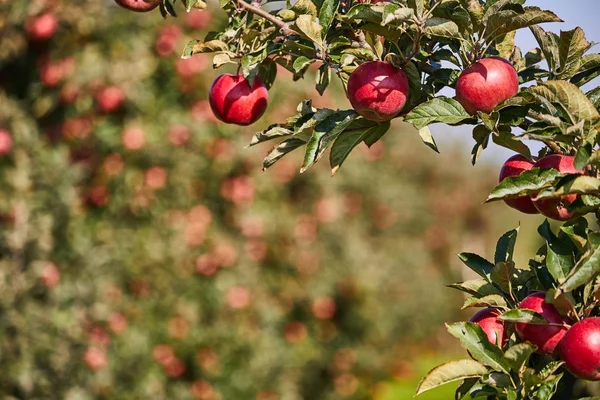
[0, 1, 585, 399]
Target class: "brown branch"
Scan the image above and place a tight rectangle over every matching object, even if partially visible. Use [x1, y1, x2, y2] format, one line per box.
[237, 0, 297, 36]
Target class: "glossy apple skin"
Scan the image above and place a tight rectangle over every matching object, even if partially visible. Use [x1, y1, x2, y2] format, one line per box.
[114, 0, 160, 12]
[515, 292, 570, 355]
[559, 317, 600, 381]
[469, 308, 506, 347]
[208, 74, 268, 126]
[531, 155, 584, 221]
[346, 61, 409, 122]
[499, 155, 539, 214]
[455, 57, 519, 115]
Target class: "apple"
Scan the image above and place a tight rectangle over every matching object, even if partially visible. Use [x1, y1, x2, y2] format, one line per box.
[455, 57, 519, 115]
[531, 154, 584, 221]
[208, 74, 268, 126]
[498, 155, 539, 214]
[26, 13, 58, 41]
[515, 292, 570, 355]
[346, 61, 409, 122]
[469, 308, 506, 347]
[559, 317, 600, 381]
[114, 0, 160, 12]
[0, 129, 13, 155]
[96, 86, 125, 113]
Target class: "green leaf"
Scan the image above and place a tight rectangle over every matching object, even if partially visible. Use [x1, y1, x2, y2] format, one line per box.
[416, 360, 488, 396]
[492, 127, 532, 159]
[504, 343, 536, 372]
[455, 378, 478, 400]
[447, 322, 511, 373]
[494, 228, 519, 264]
[491, 262, 515, 293]
[558, 27, 591, 80]
[301, 110, 357, 173]
[424, 17, 461, 40]
[330, 122, 390, 175]
[499, 309, 549, 325]
[484, 7, 562, 42]
[530, 25, 559, 73]
[458, 253, 494, 280]
[571, 54, 600, 87]
[318, 0, 339, 35]
[344, 4, 383, 23]
[248, 125, 294, 147]
[381, 4, 414, 26]
[462, 294, 508, 309]
[471, 125, 490, 165]
[537, 219, 574, 284]
[181, 40, 231, 58]
[560, 232, 600, 292]
[293, 56, 315, 74]
[262, 138, 307, 170]
[486, 167, 562, 202]
[291, 0, 318, 17]
[446, 279, 502, 297]
[293, 15, 324, 46]
[528, 80, 600, 125]
[535, 175, 600, 199]
[404, 97, 471, 129]
[213, 53, 231, 68]
[418, 126, 439, 153]
[315, 64, 330, 96]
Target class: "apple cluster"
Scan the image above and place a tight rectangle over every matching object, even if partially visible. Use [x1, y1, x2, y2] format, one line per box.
[470, 293, 600, 381]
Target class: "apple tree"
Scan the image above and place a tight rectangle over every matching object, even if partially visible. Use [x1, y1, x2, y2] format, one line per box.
[137, 0, 600, 398]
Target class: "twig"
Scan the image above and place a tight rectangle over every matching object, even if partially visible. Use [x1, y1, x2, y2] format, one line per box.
[237, 0, 297, 36]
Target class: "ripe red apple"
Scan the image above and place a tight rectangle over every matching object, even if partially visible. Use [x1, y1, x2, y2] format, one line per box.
[114, 0, 160, 12]
[455, 57, 519, 115]
[26, 13, 58, 41]
[531, 154, 584, 221]
[499, 154, 539, 214]
[515, 292, 571, 355]
[96, 86, 125, 113]
[559, 317, 600, 381]
[0, 129, 13, 155]
[469, 308, 506, 347]
[346, 61, 409, 122]
[208, 74, 268, 126]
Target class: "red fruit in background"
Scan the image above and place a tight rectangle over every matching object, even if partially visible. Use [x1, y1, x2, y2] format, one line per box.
[559, 317, 600, 381]
[26, 13, 58, 41]
[121, 126, 146, 150]
[0, 129, 13, 155]
[83, 347, 107, 371]
[346, 61, 409, 122]
[186, 10, 212, 29]
[531, 154, 584, 221]
[209, 74, 268, 126]
[515, 292, 570, 355]
[114, 0, 160, 12]
[498, 155, 539, 214]
[455, 57, 519, 115]
[168, 124, 191, 146]
[96, 86, 125, 113]
[469, 308, 506, 346]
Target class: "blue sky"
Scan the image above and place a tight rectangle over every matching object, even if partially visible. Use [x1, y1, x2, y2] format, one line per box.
[431, 0, 600, 165]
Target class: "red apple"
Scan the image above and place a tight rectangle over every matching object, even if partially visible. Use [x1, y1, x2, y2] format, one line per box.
[499, 155, 539, 214]
[531, 154, 584, 221]
[26, 13, 58, 41]
[515, 292, 571, 355]
[469, 308, 506, 347]
[455, 57, 519, 115]
[208, 74, 268, 126]
[96, 86, 125, 113]
[114, 0, 160, 12]
[0, 129, 13, 155]
[346, 61, 409, 122]
[559, 317, 600, 381]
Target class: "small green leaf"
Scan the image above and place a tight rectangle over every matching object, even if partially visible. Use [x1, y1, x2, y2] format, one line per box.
[248, 125, 294, 147]
[293, 15, 324, 46]
[462, 294, 508, 309]
[424, 17, 461, 40]
[494, 227, 519, 265]
[293, 56, 315, 74]
[530, 25, 560, 73]
[537, 219, 574, 284]
[182, 40, 231, 58]
[571, 54, 600, 87]
[491, 262, 515, 293]
[558, 27, 591, 80]
[499, 309, 549, 325]
[455, 378, 478, 400]
[291, 0, 318, 17]
[447, 322, 511, 373]
[560, 232, 600, 292]
[486, 167, 562, 202]
[213, 53, 231, 68]
[418, 126, 439, 153]
[504, 343, 537, 372]
[446, 279, 502, 297]
[404, 97, 471, 129]
[485, 7, 562, 42]
[263, 138, 307, 170]
[535, 175, 600, 200]
[416, 360, 488, 396]
[318, 0, 339, 35]
[528, 80, 600, 125]
[315, 64, 330, 95]
[381, 4, 414, 26]
[458, 253, 494, 280]
[330, 122, 390, 174]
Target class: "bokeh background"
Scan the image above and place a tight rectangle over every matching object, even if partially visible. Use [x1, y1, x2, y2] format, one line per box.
[0, 1, 596, 399]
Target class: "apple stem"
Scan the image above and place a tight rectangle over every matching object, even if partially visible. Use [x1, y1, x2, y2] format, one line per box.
[236, 0, 297, 36]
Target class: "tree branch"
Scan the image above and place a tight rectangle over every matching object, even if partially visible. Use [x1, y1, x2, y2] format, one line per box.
[237, 0, 297, 36]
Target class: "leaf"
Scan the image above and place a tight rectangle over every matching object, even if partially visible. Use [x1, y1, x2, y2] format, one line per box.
[530, 25, 560, 73]
[416, 360, 488, 396]
[558, 27, 591, 80]
[293, 56, 315, 74]
[486, 167, 562, 202]
[560, 232, 600, 292]
[381, 4, 414, 26]
[212, 53, 231, 68]
[293, 15, 323, 46]
[301, 110, 357, 173]
[504, 343, 536, 372]
[248, 125, 294, 147]
[344, 4, 383, 23]
[291, 0, 317, 17]
[446, 279, 502, 297]
[492, 127, 532, 159]
[446, 322, 511, 373]
[491, 262, 515, 293]
[181, 40, 231, 58]
[424, 17, 461, 40]
[462, 295, 508, 309]
[262, 138, 307, 170]
[499, 309, 549, 325]
[528, 80, 600, 125]
[404, 97, 471, 129]
[455, 378, 478, 400]
[535, 175, 600, 199]
[318, 0, 339, 35]
[315, 64, 330, 95]
[471, 125, 490, 165]
[537, 219, 574, 284]
[330, 122, 390, 175]
[494, 228, 519, 264]
[457, 253, 494, 280]
[571, 54, 600, 87]
[484, 7, 562, 42]
[418, 126, 439, 153]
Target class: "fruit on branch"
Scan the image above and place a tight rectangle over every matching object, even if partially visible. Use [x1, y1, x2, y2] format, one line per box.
[96, 86, 125, 113]
[559, 317, 600, 381]
[208, 74, 268, 126]
[515, 292, 571, 355]
[469, 308, 506, 346]
[455, 57, 519, 115]
[26, 13, 58, 41]
[346, 61, 409, 122]
[499, 155, 539, 214]
[531, 154, 584, 221]
[114, 0, 160, 12]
